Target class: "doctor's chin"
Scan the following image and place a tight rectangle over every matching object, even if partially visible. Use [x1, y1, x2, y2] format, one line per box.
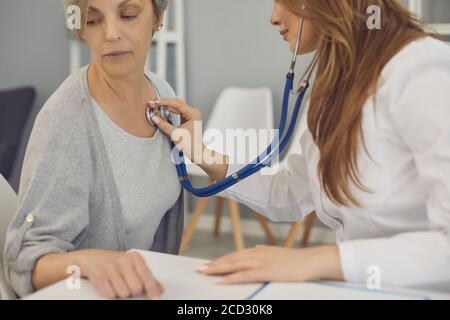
[1, 0, 450, 312]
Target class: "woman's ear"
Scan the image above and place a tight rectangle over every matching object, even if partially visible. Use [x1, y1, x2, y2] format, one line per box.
[154, 12, 165, 32]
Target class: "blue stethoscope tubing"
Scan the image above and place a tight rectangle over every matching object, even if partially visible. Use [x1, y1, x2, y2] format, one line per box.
[173, 18, 316, 197]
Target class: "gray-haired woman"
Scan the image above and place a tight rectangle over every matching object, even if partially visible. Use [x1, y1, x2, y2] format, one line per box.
[3, 0, 182, 299]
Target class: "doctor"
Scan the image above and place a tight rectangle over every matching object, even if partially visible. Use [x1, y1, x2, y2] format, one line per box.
[149, 0, 450, 289]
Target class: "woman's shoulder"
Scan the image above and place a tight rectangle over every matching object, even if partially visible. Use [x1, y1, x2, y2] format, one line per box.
[145, 71, 176, 99]
[35, 67, 89, 131]
[31, 67, 91, 147]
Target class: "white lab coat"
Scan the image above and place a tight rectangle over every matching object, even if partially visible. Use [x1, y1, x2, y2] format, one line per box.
[219, 37, 450, 289]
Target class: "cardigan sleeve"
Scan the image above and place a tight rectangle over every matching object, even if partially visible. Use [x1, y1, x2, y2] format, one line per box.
[3, 104, 91, 298]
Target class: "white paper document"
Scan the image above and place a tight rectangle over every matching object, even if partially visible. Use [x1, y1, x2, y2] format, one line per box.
[24, 250, 262, 300]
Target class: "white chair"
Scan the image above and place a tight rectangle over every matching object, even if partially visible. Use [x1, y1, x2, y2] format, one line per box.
[180, 87, 277, 253]
[0, 174, 18, 299]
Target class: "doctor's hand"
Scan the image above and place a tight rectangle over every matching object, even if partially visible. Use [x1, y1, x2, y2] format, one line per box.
[148, 98, 204, 162]
[195, 245, 344, 285]
[149, 98, 229, 182]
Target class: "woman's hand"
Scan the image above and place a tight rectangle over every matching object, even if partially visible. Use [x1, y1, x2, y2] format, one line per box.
[76, 249, 163, 300]
[195, 245, 344, 284]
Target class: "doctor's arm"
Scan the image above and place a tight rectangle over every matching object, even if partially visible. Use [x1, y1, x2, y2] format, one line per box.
[149, 99, 315, 222]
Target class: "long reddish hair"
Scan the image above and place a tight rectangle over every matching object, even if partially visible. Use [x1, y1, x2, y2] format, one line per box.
[277, 0, 438, 207]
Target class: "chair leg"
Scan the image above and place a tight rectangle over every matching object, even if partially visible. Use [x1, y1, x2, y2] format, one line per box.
[300, 212, 316, 248]
[284, 221, 303, 248]
[227, 199, 245, 251]
[253, 212, 277, 245]
[179, 197, 210, 254]
[213, 197, 224, 237]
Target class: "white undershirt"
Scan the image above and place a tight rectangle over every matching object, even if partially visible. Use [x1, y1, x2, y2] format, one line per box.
[91, 99, 181, 250]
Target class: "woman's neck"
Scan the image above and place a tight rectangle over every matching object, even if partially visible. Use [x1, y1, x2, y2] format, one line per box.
[87, 63, 153, 113]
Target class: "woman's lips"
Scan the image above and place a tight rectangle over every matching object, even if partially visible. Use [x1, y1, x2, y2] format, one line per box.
[103, 51, 131, 58]
[280, 30, 289, 40]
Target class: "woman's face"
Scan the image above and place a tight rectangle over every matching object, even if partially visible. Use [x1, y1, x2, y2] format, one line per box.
[82, 0, 161, 77]
[270, 1, 318, 54]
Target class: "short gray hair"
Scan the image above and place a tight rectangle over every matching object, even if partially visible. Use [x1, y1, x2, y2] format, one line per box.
[64, 0, 169, 41]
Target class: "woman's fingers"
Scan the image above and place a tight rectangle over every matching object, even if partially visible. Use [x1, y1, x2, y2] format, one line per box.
[130, 252, 164, 300]
[117, 259, 144, 297]
[90, 275, 116, 299]
[107, 266, 132, 299]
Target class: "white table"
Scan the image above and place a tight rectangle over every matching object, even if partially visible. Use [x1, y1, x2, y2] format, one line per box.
[24, 251, 450, 300]
[252, 282, 450, 300]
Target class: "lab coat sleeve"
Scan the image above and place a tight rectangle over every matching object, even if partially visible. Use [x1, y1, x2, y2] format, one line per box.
[218, 151, 315, 222]
[338, 61, 450, 288]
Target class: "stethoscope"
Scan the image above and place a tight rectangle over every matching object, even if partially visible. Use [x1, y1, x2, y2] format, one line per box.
[147, 17, 316, 197]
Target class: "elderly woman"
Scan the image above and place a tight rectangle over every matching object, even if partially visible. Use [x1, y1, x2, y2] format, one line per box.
[3, 0, 182, 299]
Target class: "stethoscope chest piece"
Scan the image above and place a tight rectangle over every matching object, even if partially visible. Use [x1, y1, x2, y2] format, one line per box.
[146, 105, 171, 127]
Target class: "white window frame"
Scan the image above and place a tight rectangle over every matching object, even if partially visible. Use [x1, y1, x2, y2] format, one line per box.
[409, 0, 450, 35]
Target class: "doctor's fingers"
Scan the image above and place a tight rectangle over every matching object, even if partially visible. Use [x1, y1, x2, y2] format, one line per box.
[218, 269, 268, 285]
[208, 247, 266, 266]
[199, 258, 261, 276]
[151, 116, 176, 137]
[151, 99, 202, 121]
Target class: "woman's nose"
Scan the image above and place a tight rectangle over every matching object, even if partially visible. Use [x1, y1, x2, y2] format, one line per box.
[104, 19, 121, 41]
[270, 7, 281, 26]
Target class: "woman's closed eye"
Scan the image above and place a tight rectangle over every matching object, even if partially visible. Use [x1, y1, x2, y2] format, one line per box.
[121, 7, 140, 20]
[86, 15, 137, 25]
[121, 15, 138, 20]
[87, 19, 101, 26]
[86, 9, 139, 26]
[87, 12, 102, 26]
